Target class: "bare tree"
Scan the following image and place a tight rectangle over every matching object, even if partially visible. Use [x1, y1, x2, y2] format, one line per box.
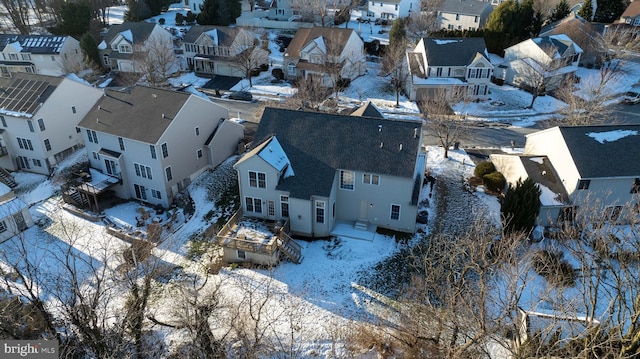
[420, 88, 469, 159]
[136, 34, 178, 87]
[382, 37, 410, 107]
[406, 0, 442, 39]
[291, 0, 330, 26]
[290, 75, 330, 110]
[0, 0, 32, 34]
[230, 30, 269, 88]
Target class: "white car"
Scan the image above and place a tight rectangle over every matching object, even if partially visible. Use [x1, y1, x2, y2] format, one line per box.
[624, 91, 640, 104]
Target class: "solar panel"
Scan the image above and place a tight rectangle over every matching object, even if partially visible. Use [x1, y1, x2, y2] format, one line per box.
[0, 78, 50, 115]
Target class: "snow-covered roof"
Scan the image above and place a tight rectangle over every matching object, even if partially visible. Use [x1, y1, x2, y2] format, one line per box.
[0, 197, 27, 219]
[412, 76, 466, 85]
[205, 29, 219, 46]
[8, 41, 22, 52]
[0, 183, 11, 197]
[433, 39, 461, 45]
[586, 129, 638, 144]
[312, 36, 326, 53]
[120, 29, 134, 43]
[98, 40, 107, 50]
[258, 137, 295, 178]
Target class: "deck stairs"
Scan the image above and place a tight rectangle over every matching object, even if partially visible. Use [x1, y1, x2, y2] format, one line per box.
[278, 232, 303, 264]
[0, 167, 17, 188]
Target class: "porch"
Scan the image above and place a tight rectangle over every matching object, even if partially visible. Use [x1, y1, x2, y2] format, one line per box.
[62, 168, 121, 213]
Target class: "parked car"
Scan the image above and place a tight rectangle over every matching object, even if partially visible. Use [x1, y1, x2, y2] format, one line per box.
[624, 91, 640, 104]
[229, 91, 253, 101]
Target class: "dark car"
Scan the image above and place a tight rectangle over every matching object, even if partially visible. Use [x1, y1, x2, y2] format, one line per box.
[229, 91, 253, 101]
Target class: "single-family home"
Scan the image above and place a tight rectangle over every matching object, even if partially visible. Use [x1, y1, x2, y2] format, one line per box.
[233, 107, 426, 238]
[0, 183, 33, 242]
[0, 73, 103, 175]
[98, 22, 174, 73]
[498, 34, 583, 93]
[437, 0, 493, 31]
[617, 0, 640, 26]
[76, 86, 243, 209]
[0, 34, 84, 77]
[267, 0, 297, 20]
[182, 26, 269, 78]
[364, 0, 422, 22]
[406, 37, 493, 101]
[539, 14, 603, 66]
[284, 26, 366, 84]
[491, 125, 640, 226]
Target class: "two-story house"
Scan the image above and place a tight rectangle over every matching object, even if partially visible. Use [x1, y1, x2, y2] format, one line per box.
[540, 14, 603, 66]
[364, 0, 421, 21]
[617, 1, 640, 26]
[406, 37, 493, 101]
[0, 35, 84, 77]
[491, 125, 640, 226]
[284, 27, 366, 84]
[498, 34, 583, 93]
[183, 26, 268, 78]
[0, 183, 33, 242]
[77, 86, 243, 208]
[437, 0, 493, 31]
[0, 73, 103, 175]
[98, 22, 174, 73]
[234, 107, 426, 237]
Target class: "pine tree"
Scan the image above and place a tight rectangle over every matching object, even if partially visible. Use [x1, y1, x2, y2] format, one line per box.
[501, 177, 541, 235]
[197, 0, 241, 25]
[578, 0, 593, 20]
[49, 2, 93, 37]
[548, 0, 571, 24]
[389, 18, 406, 46]
[594, 0, 626, 23]
[80, 33, 101, 69]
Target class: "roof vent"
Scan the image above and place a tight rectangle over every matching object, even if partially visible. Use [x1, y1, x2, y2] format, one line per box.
[96, 118, 100, 124]
[162, 113, 165, 119]
[98, 105, 101, 110]
[378, 124, 382, 132]
[152, 94, 157, 98]
[399, 143, 403, 151]
[380, 142, 383, 148]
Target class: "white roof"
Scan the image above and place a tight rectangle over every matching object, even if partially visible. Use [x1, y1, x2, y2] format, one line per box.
[98, 40, 107, 50]
[120, 29, 134, 43]
[258, 137, 295, 178]
[205, 29, 219, 46]
[312, 36, 326, 53]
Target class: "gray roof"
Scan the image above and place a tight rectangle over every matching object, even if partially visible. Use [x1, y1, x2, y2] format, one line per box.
[350, 101, 385, 118]
[0, 34, 69, 54]
[183, 25, 239, 45]
[251, 107, 422, 199]
[440, 0, 491, 16]
[103, 22, 158, 44]
[422, 37, 488, 66]
[557, 125, 640, 178]
[79, 86, 191, 144]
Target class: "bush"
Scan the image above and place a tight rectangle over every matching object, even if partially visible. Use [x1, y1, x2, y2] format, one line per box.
[175, 13, 184, 25]
[272, 68, 284, 80]
[474, 161, 496, 178]
[186, 11, 196, 24]
[532, 250, 576, 287]
[158, 18, 165, 25]
[483, 171, 506, 192]
[336, 77, 351, 90]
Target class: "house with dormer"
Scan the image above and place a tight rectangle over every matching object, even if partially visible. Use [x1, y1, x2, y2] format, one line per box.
[233, 107, 426, 238]
[491, 125, 640, 226]
[0, 73, 103, 176]
[437, 0, 493, 31]
[76, 86, 243, 209]
[406, 37, 493, 101]
[498, 34, 583, 93]
[617, 1, 640, 26]
[183, 26, 268, 78]
[0, 35, 84, 77]
[284, 26, 365, 84]
[98, 22, 174, 73]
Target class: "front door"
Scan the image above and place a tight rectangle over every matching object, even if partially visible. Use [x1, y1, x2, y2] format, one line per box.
[267, 200, 275, 219]
[359, 200, 369, 220]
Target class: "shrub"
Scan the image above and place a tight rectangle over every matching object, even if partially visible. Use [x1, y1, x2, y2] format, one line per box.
[501, 177, 541, 235]
[175, 13, 184, 25]
[474, 161, 496, 178]
[483, 171, 506, 192]
[271, 68, 284, 80]
[158, 18, 165, 25]
[532, 250, 576, 287]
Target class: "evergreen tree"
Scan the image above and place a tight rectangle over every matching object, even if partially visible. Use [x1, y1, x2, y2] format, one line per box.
[578, 0, 594, 20]
[548, 0, 571, 24]
[389, 18, 407, 46]
[485, 0, 542, 53]
[197, 0, 241, 25]
[49, 2, 92, 37]
[501, 177, 541, 235]
[594, 0, 626, 23]
[80, 33, 101, 69]
[125, 0, 152, 21]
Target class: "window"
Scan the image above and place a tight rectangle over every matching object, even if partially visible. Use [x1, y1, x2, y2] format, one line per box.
[134, 184, 147, 200]
[17, 156, 30, 169]
[249, 171, 266, 188]
[16, 138, 33, 151]
[134, 163, 153, 179]
[237, 250, 246, 259]
[21, 53, 31, 60]
[196, 149, 203, 158]
[316, 201, 325, 223]
[474, 15, 478, 23]
[245, 197, 262, 213]
[577, 179, 590, 190]
[0, 116, 5, 127]
[363, 173, 379, 185]
[288, 62, 296, 76]
[395, 4, 398, 10]
[44, 139, 51, 151]
[72, 106, 77, 114]
[631, 178, 640, 193]
[27, 120, 34, 132]
[0, 220, 5, 233]
[391, 204, 400, 220]
[557, 206, 576, 223]
[104, 159, 117, 176]
[281, 195, 289, 217]
[151, 189, 162, 199]
[455, 14, 460, 20]
[161, 143, 168, 158]
[86, 129, 98, 144]
[195, 127, 200, 136]
[165, 166, 172, 181]
[103, 54, 109, 65]
[436, 67, 442, 76]
[92, 151, 98, 160]
[118, 137, 125, 151]
[448, 24, 454, 30]
[33, 159, 42, 167]
[340, 170, 355, 190]
[38, 118, 45, 131]
[268, 201, 275, 216]
[604, 206, 622, 221]
[150, 145, 156, 159]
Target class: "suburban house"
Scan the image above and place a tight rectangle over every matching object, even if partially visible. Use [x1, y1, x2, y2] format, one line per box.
[98, 22, 174, 73]
[491, 125, 640, 226]
[617, 0, 640, 26]
[76, 86, 243, 209]
[0, 183, 33, 242]
[283, 26, 366, 84]
[437, 0, 493, 31]
[405, 37, 494, 101]
[182, 26, 268, 78]
[0, 34, 84, 77]
[364, 0, 421, 21]
[539, 14, 603, 66]
[0, 73, 103, 175]
[497, 34, 583, 93]
[267, 0, 297, 20]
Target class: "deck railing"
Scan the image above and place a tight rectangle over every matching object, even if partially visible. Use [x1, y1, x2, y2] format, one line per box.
[216, 210, 292, 257]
